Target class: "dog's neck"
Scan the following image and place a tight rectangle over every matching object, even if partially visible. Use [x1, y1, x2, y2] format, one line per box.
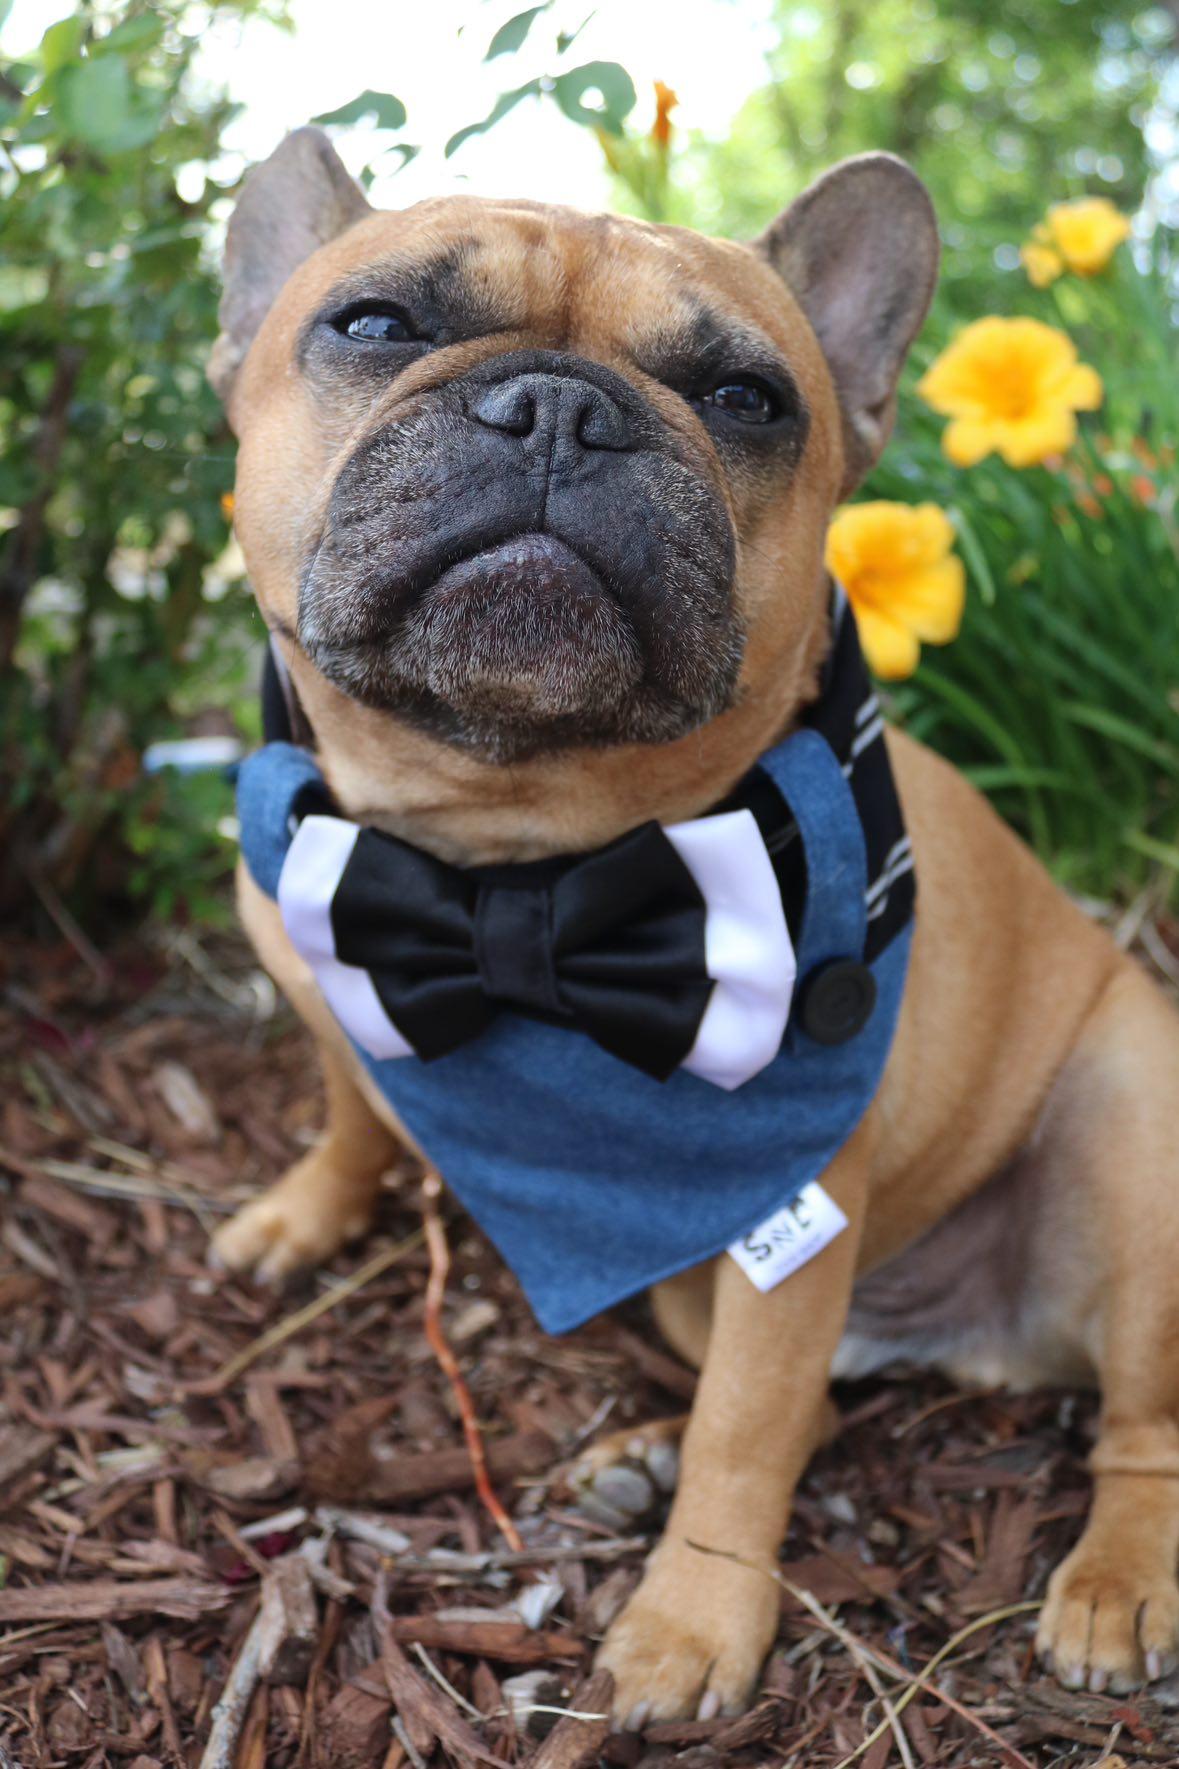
[279, 586, 832, 867]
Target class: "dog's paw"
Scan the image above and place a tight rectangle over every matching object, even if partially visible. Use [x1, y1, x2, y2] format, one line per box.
[568, 1418, 683, 1530]
[210, 1154, 377, 1284]
[1036, 1544, 1179, 1693]
[595, 1540, 779, 1726]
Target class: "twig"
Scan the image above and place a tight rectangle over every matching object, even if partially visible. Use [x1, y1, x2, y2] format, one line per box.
[392, 1716, 429, 1769]
[686, 1541, 1039, 1769]
[372, 1568, 510, 1768]
[780, 1575, 915, 1769]
[197, 1229, 423, 1392]
[421, 1171, 524, 1552]
[310, 1522, 645, 1576]
[314, 1505, 411, 1555]
[198, 1602, 268, 1769]
[198, 1555, 320, 1769]
[411, 1642, 484, 1719]
[21, 866, 110, 982]
[822, 1597, 1041, 1769]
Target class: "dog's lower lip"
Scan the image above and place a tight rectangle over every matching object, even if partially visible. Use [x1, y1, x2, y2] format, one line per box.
[430, 532, 605, 597]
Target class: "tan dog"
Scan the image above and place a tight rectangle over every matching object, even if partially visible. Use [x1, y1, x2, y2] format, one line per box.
[208, 128, 1179, 1721]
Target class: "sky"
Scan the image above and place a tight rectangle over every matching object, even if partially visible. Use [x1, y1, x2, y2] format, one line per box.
[2, 0, 779, 210]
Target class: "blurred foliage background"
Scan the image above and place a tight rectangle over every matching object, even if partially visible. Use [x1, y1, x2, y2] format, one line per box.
[1, 0, 1177, 936]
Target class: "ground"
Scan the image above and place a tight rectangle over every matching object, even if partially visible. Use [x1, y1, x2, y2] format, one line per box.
[3, 926, 1179, 1768]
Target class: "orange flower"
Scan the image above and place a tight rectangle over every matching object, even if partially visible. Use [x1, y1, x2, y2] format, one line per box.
[220, 491, 235, 522]
[650, 81, 678, 151]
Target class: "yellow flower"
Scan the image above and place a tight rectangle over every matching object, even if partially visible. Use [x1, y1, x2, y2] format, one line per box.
[650, 81, 678, 151]
[1020, 197, 1131, 285]
[220, 490, 235, 522]
[1021, 239, 1065, 289]
[825, 502, 966, 681]
[917, 317, 1103, 469]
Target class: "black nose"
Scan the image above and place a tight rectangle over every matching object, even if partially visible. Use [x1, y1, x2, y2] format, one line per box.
[468, 373, 633, 452]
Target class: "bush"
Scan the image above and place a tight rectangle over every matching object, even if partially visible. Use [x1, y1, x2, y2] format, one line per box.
[0, 2, 282, 924]
[875, 247, 1179, 905]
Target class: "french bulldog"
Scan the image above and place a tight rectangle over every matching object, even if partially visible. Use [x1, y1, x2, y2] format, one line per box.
[208, 127, 1179, 1720]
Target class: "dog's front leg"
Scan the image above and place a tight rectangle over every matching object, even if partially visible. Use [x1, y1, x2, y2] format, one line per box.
[598, 1120, 874, 1725]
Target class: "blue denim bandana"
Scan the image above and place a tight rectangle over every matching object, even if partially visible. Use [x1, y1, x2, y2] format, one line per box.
[238, 597, 913, 1333]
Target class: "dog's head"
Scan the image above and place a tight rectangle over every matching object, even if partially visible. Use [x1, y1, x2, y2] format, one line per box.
[214, 132, 936, 835]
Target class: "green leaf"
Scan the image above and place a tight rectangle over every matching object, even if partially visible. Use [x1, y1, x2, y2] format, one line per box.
[55, 56, 161, 153]
[313, 89, 407, 131]
[551, 60, 636, 134]
[486, 5, 548, 59]
[445, 80, 539, 157]
[556, 12, 594, 55]
[1060, 703, 1179, 774]
[55, 54, 128, 143]
[39, 14, 85, 75]
[94, 14, 165, 57]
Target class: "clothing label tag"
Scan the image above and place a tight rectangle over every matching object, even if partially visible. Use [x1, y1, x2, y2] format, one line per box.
[728, 1183, 849, 1293]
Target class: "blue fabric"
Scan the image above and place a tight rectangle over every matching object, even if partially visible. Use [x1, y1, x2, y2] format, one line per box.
[239, 734, 911, 1334]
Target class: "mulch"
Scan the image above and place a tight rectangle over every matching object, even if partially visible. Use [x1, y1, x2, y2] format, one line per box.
[2, 925, 1178, 1768]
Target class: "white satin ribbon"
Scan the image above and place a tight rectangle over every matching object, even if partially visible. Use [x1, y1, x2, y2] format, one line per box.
[663, 808, 795, 1090]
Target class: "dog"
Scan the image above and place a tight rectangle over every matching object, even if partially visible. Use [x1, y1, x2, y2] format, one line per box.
[207, 127, 1179, 1722]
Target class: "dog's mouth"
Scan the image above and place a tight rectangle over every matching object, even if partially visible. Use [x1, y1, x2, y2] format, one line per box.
[296, 350, 745, 761]
[302, 530, 647, 740]
[381, 531, 645, 718]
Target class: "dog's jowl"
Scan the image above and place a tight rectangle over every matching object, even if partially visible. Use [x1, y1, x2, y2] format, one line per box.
[208, 127, 1179, 1718]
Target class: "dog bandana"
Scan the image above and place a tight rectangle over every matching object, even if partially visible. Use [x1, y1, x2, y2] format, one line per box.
[238, 590, 914, 1332]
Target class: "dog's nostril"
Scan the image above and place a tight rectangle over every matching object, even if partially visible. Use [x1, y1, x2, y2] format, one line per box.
[576, 391, 632, 452]
[470, 383, 536, 437]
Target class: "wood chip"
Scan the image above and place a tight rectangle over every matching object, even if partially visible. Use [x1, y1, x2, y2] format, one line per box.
[374, 1570, 510, 1768]
[0, 1422, 55, 1493]
[259, 1553, 319, 1686]
[308, 1428, 555, 1506]
[0, 1576, 230, 1623]
[525, 1669, 612, 1769]
[381, 1613, 587, 1667]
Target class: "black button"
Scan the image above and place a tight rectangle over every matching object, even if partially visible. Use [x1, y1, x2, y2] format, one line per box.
[798, 959, 876, 1046]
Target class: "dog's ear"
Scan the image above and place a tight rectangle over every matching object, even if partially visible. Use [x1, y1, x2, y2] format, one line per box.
[209, 127, 370, 407]
[757, 154, 938, 492]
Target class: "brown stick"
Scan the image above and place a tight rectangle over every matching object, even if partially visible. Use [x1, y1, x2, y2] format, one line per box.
[307, 1427, 554, 1507]
[382, 1614, 587, 1666]
[421, 1172, 524, 1552]
[0, 1576, 230, 1624]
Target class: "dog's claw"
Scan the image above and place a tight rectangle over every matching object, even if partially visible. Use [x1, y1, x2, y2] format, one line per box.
[624, 1701, 650, 1733]
[1036, 1545, 1179, 1694]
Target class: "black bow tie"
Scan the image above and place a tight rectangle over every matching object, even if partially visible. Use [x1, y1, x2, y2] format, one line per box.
[329, 819, 714, 1079]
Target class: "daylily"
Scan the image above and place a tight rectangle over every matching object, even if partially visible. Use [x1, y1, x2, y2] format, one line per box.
[1021, 197, 1132, 287]
[826, 502, 966, 681]
[917, 317, 1103, 469]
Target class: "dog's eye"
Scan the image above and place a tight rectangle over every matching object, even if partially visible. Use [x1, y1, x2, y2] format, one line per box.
[335, 305, 419, 344]
[703, 379, 781, 424]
